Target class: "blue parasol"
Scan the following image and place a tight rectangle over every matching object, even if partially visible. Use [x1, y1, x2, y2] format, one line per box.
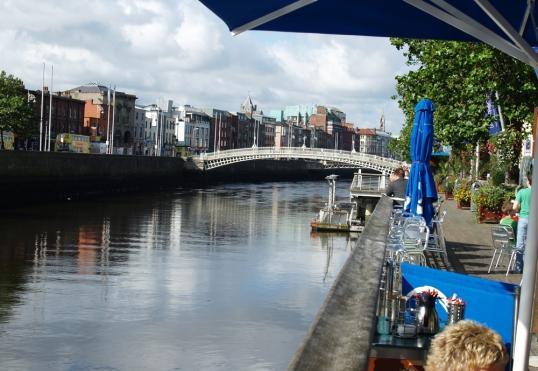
[404, 99, 438, 226]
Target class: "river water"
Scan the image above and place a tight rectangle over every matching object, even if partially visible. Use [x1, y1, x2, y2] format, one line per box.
[0, 181, 355, 371]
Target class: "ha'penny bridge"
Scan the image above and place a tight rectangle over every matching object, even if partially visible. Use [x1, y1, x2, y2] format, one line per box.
[193, 147, 404, 175]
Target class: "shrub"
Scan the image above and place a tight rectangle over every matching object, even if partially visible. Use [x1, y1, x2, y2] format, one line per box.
[472, 185, 512, 212]
[490, 169, 505, 186]
[453, 180, 471, 203]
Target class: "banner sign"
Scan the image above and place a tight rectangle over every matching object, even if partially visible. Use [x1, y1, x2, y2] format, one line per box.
[487, 93, 502, 136]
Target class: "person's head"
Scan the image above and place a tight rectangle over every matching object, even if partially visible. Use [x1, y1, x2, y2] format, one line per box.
[425, 320, 507, 371]
[526, 170, 532, 187]
[392, 168, 404, 180]
[501, 201, 514, 216]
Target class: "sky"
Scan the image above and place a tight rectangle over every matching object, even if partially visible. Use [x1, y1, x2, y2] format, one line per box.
[0, 0, 410, 135]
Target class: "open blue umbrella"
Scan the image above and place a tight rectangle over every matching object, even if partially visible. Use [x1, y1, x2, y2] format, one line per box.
[404, 99, 438, 226]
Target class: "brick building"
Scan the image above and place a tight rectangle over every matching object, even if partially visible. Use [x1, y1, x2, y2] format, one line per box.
[62, 84, 137, 152]
[30, 88, 85, 146]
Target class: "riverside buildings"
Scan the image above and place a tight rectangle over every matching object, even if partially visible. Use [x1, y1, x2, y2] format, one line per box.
[20, 77, 395, 158]
[29, 88, 85, 148]
[141, 102, 176, 157]
[173, 105, 211, 155]
[63, 84, 137, 153]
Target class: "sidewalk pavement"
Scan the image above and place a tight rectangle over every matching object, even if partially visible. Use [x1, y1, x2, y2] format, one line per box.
[437, 199, 538, 370]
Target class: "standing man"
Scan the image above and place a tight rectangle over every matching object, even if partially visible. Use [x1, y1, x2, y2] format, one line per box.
[513, 171, 532, 273]
[385, 167, 407, 207]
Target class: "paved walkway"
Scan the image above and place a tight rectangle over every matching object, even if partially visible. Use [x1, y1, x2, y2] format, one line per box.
[438, 199, 538, 369]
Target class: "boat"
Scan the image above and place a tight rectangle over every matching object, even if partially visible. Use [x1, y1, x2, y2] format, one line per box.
[311, 171, 388, 233]
[311, 175, 359, 232]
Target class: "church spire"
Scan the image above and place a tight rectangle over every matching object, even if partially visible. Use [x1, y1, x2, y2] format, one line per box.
[379, 112, 386, 132]
[240, 93, 257, 118]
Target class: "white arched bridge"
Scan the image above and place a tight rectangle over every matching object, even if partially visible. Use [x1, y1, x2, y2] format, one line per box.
[194, 147, 404, 174]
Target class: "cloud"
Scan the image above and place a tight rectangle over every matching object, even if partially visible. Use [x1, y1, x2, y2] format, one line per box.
[0, 0, 408, 134]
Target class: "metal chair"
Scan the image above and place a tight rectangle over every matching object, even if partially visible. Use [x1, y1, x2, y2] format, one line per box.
[488, 225, 520, 276]
[392, 220, 430, 266]
[426, 210, 447, 258]
[386, 214, 424, 258]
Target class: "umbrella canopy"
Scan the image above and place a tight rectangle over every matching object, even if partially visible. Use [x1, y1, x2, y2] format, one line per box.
[404, 99, 438, 226]
[200, 0, 538, 67]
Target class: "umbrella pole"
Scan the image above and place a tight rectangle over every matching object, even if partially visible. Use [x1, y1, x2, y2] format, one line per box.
[513, 149, 537, 371]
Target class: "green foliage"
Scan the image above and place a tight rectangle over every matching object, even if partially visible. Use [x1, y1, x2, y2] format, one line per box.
[387, 127, 412, 162]
[490, 168, 506, 186]
[0, 70, 34, 148]
[490, 128, 523, 171]
[453, 180, 471, 203]
[443, 176, 456, 193]
[472, 185, 512, 212]
[390, 39, 538, 158]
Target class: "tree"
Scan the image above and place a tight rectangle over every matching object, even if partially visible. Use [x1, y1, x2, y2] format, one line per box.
[0, 71, 34, 149]
[391, 39, 538, 178]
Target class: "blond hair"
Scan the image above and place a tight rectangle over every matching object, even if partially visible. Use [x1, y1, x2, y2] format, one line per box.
[425, 320, 507, 371]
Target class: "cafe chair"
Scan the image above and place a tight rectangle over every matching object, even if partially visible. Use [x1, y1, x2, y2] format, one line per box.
[386, 214, 424, 259]
[488, 225, 520, 276]
[392, 221, 430, 266]
[425, 210, 448, 259]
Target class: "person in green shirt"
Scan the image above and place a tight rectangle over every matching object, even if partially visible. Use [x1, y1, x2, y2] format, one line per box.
[513, 172, 532, 273]
[499, 201, 517, 243]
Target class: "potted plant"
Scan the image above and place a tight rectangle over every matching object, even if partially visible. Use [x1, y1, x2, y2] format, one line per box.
[472, 185, 511, 223]
[434, 174, 444, 192]
[443, 176, 455, 200]
[453, 181, 471, 209]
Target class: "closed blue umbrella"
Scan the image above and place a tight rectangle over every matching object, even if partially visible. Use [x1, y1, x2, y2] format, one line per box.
[404, 99, 438, 226]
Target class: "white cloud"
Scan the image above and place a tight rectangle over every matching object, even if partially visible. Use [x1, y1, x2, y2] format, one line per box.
[0, 0, 408, 134]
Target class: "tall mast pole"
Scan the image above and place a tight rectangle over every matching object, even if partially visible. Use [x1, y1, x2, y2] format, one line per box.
[213, 112, 217, 152]
[39, 63, 45, 151]
[47, 64, 53, 151]
[218, 112, 221, 152]
[110, 86, 116, 154]
[106, 86, 111, 154]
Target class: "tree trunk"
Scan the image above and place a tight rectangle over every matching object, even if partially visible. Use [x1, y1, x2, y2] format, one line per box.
[0, 130, 4, 150]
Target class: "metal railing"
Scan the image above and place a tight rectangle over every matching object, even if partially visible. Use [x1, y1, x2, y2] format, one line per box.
[196, 147, 404, 173]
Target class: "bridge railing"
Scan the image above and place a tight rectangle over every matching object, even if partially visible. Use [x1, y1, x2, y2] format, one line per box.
[198, 147, 403, 167]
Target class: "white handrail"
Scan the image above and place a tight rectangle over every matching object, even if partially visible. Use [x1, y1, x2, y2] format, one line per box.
[195, 147, 404, 171]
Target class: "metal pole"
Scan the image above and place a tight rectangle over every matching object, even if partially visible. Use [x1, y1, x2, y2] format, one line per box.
[513, 152, 538, 371]
[217, 112, 222, 152]
[110, 86, 116, 154]
[47, 65, 53, 152]
[214, 113, 217, 152]
[156, 107, 160, 156]
[106, 86, 111, 154]
[475, 141, 480, 178]
[39, 63, 44, 152]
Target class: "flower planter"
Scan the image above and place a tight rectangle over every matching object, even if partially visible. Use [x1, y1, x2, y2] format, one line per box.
[456, 200, 470, 209]
[477, 207, 502, 224]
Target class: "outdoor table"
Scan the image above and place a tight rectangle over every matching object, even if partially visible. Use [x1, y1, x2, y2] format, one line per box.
[367, 333, 432, 371]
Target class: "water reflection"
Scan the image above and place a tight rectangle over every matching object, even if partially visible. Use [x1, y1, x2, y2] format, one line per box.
[0, 181, 353, 370]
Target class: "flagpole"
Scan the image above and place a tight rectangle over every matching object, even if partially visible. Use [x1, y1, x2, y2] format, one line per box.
[47, 65, 53, 152]
[106, 86, 111, 154]
[110, 86, 116, 154]
[39, 63, 45, 151]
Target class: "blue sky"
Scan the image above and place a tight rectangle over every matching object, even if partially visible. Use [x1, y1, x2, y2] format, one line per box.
[0, 0, 409, 134]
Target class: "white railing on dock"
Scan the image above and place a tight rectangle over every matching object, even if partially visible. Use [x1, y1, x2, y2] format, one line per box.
[351, 171, 388, 193]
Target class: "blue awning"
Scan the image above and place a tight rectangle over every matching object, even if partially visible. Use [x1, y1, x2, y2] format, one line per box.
[199, 0, 538, 67]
